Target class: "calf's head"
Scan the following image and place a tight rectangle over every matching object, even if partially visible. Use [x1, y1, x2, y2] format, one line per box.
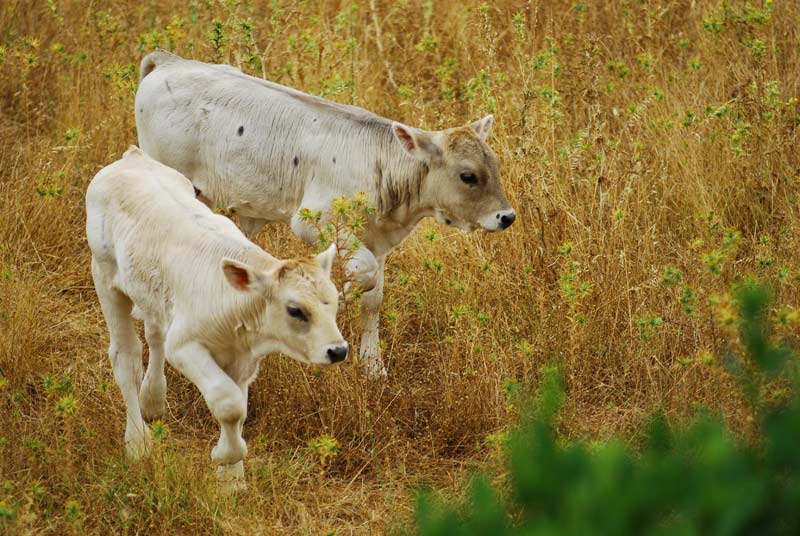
[221, 244, 347, 366]
[392, 115, 515, 232]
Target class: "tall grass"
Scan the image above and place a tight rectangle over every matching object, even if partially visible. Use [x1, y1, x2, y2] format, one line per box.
[1, 0, 798, 533]
[413, 284, 800, 535]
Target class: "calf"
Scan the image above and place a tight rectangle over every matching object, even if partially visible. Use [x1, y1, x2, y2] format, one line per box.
[86, 146, 346, 484]
[136, 51, 515, 377]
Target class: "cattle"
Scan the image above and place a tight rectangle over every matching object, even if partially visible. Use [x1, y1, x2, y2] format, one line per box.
[135, 50, 515, 377]
[86, 146, 346, 485]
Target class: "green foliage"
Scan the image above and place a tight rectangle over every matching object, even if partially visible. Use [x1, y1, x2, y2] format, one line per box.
[299, 193, 375, 253]
[746, 38, 767, 60]
[411, 284, 800, 535]
[0, 500, 14, 525]
[558, 253, 592, 325]
[661, 265, 683, 286]
[64, 499, 81, 518]
[101, 63, 137, 100]
[636, 314, 663, 340]
[54, 395, 77, 418]
[43, 373, 72, 393]
[36, 176, 65, 199]
[606, 60, 628, 78]
[298, 193, 375, 298]
[150, 420, 169, 443]
[702, 249, 725, 275]
[208, 19, 226, 53]
[678, 285, 697, 316]
[308, 434, 341, 468]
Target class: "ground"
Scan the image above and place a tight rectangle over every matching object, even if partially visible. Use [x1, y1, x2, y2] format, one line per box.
[1, 0, 798, 534]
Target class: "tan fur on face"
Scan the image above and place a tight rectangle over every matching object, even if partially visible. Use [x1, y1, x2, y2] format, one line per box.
[445, 126, 480, 151]
[444, 127, 489, 159]
[277, 257, 337, 304]
[277, 258, 317, 279]
[441, 127, 500, 184]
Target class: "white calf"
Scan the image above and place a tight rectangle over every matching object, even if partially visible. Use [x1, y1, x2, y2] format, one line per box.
[135, 51, 516, 377]
[86, 146, 346, 483]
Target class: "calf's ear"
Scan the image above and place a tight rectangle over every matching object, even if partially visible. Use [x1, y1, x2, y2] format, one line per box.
[222, 258, 269, 294]
[391, 122, 439, 161]
[470, 114, 494, 141]
[315, 243, 337, 277]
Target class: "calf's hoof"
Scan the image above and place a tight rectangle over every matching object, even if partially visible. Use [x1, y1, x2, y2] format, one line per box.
[360, 356, 388, 380]
[124, 429, 152, 461]
[216, 461, 247, 493]
[140, 400, 166, 422]
[211, 437, 247, 465]
[139, 379, 167, 421]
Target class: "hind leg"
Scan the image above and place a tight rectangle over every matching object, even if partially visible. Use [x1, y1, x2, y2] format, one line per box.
[92, 259, 150, 460]
[140, 321, 167, 421]
[238, 216, 267, 238]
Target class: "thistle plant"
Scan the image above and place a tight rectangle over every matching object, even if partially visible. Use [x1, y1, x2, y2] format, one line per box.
[308, 434, 340, 469]
[36, 175, 65, 199]
[101, 63, 137, 101]
[1, 1, 799, 532]
[54, 395, 78, 418]
[209, 19, 227, 60]
[0, 501, 14, 527]
[150, 420, 169, 444]
[637, 314, 663, 340]
[557, 242, 592, 325]
[165, 16, 188, 52]
[298, 193, 376, 300]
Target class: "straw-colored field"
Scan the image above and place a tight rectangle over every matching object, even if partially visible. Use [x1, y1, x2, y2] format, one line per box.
[1, 0, 798, 533]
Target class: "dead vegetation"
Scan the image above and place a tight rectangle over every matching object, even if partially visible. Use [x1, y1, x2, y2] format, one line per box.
[1, 0, 798, 533]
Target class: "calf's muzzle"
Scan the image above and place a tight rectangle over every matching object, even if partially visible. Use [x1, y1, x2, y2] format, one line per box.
[326, 343, 349, 363]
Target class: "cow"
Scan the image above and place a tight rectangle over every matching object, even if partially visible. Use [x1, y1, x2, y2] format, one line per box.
[135, 50, 516, 378]
[86, 146, 346, 485]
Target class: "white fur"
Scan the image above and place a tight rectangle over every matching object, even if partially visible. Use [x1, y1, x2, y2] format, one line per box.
[135, 51, 514, 377]
[86, 147, 345, 480]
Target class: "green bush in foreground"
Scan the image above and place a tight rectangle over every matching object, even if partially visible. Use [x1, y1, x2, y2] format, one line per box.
[413, 284, 800, 535]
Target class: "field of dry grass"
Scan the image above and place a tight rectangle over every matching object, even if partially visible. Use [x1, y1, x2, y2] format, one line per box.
[1, 0, 799, 533]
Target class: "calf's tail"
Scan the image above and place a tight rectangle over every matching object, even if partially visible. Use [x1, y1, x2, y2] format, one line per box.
[140, 50, 178, 81]
[123, 146, 144, 159]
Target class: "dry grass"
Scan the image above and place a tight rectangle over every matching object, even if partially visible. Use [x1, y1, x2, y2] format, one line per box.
[1, 0, 799, 533]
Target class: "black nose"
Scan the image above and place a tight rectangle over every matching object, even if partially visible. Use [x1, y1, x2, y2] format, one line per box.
[327, 345, 348, 363]
[500, 212, 516, 229]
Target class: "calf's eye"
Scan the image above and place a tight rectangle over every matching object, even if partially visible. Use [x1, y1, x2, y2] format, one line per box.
[460, 173, 478, 185]
[287, 306, 308, 322]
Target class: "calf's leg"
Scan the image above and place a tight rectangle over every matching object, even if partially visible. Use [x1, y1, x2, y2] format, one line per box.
[140, 321, 167, 420]
[238, 216, 267, 238]
[217, 371, 257, 490]
[92, 260, 150, 460]
[358, 256, 387, 378]
[167, 341, 247, 469]
[291, 206, 386, 377]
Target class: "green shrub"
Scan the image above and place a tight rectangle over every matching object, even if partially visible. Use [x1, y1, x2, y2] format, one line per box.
[411, 284, 800, 535]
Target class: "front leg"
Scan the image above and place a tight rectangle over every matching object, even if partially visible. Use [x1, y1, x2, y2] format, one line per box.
[291, 204, 385, 376]
[217, 370, 257, 491]
[166, 340, 248, 476]
[357, 256, 386, 378]
[344, 246, 380, 293]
